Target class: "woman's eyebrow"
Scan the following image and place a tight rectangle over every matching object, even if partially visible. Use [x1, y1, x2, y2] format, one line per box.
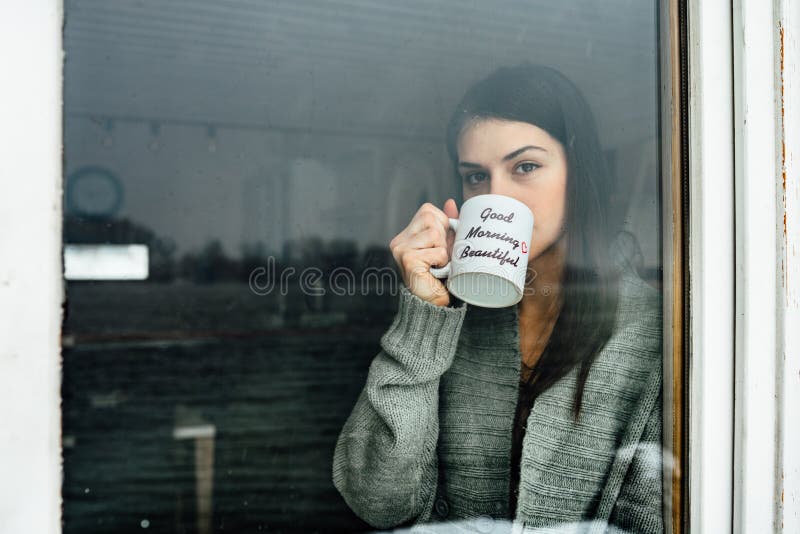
[458, 145, 548, 168]
[502, 145, 547, 161]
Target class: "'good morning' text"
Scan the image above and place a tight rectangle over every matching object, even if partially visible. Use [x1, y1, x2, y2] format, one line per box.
[465, 225, 520, 249]
[480, 207, 515, 223]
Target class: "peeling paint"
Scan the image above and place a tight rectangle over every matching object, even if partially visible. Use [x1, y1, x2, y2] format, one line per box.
[779, 22, 789, 313]
[783, 147, 787, 179]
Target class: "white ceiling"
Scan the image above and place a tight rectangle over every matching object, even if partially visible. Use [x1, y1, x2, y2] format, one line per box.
[64, 0, 659, 148]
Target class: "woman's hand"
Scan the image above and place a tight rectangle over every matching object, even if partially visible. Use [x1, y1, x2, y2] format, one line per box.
[389, 199, 459, 307]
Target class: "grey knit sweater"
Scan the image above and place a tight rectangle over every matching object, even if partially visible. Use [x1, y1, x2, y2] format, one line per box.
[333, 247, 663, 533]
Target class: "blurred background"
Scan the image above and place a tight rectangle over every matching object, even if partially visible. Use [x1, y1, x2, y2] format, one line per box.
[61, 0, 662, 532]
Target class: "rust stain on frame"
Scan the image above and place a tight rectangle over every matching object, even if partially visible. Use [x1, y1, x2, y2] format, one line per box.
[779, 24, 787, 240]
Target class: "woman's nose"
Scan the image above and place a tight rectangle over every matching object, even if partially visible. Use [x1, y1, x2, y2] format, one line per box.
[488, 175, 513, 197]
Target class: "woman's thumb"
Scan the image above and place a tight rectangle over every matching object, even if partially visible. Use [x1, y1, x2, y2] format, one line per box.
[443, 198, 459, 252]
[443, 198, 459, 219]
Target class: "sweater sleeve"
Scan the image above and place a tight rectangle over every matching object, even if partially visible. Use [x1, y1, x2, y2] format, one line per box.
[608, 395, 665, 534]
[332, 284, 468, 529]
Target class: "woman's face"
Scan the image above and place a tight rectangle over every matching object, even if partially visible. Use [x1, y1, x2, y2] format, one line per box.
[456, 118, 568, 263]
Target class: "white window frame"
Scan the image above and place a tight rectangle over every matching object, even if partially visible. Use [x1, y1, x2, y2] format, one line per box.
[687, 0, 735, 530]
[0, 2, 64, 533]
[689, 0, 799, 532]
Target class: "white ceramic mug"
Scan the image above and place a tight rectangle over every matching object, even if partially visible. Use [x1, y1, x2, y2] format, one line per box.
[430, 194, 534, 308]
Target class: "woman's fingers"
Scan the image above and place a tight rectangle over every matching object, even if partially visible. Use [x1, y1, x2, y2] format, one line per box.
[405, 227, 447, 251]
[389, 201, 458, 307]
[401, 247, 451, 305]
[406, 202, 451, 236]
[426, 246, 451, 271]
[401, 246, 450, 275]
[390, 205, 449, 260]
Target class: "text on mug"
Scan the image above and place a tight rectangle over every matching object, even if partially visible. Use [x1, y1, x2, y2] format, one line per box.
[480, 207, 515, 224]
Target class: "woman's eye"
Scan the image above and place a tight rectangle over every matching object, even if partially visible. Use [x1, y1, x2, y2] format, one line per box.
[464, 172, 488, 186]
[515, 162, 540, 174]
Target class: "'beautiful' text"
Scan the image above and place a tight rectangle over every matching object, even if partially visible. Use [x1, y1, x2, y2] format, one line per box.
[458, 245, 520, 267]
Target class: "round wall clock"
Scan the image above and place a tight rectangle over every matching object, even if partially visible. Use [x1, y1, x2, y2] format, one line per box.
[66, 166, 124, 218]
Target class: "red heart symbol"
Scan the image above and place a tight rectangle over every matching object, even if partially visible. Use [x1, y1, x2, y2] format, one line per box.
[521, 241, 528, 254]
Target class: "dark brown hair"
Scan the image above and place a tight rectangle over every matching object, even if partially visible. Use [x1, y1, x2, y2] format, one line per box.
[446, 63, 620, 418]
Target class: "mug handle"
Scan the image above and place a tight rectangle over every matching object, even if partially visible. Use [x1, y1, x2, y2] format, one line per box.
[429, 218, 459, 279]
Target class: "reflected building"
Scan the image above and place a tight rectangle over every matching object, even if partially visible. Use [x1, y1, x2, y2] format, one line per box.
[287, 157, 340, 246]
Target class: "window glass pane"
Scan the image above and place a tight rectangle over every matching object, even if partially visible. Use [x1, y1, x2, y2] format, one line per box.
[62, 1, 666, 532]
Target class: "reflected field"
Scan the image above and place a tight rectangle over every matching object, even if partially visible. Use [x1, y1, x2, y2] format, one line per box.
[62, 282, 392, 533]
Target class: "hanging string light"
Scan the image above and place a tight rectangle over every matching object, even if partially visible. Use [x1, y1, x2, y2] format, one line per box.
[207, 125, 218, 154]
[102, 119, 114, 148]
[148, 121, 162, 152]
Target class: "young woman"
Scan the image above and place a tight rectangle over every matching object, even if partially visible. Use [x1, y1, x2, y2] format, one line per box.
[333, 63, 663, 533]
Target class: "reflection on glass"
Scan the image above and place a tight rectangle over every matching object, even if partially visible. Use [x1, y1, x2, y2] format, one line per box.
[62, 1, 663, 533]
